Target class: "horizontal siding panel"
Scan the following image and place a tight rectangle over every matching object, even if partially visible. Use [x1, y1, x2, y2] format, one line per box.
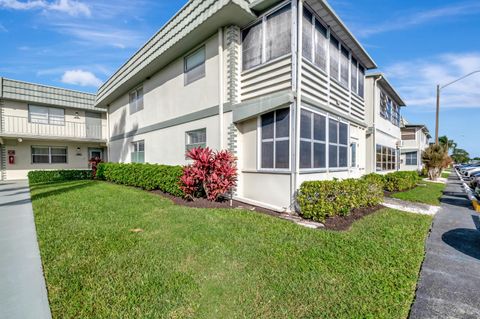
[240, 56, 292, 101]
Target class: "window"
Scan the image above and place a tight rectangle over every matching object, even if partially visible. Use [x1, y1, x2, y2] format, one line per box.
[380, 91, 388, 119]
[329, 118, 348, 168]
[340, 46, 349, 88]
[260, 108, 290, 169]
[186, 128, 207, 152]
[351, 142, 357, 167]
[29, 105, 65, 125]
[405, 152, 418, 165]
[302, 7, 328, 71]
[386, 97, 392, 121]
[351, 58, 358, 93]
[31, 146, 67, 164]
[329, 36, 340, 81]
[376, 145, 397, 171]
[242, 4, 291, 71]
[185, 46, 206, 84]
[358, 66, 365, 98]
[300, 109, 326, 169]
[131, 140, 145, 163]
[392, 103, 400, 126]
[129, 87, 144, 114]
[402, 128, 416, 140]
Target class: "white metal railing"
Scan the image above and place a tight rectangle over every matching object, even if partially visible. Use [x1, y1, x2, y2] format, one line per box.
[1, 115, 106, 140]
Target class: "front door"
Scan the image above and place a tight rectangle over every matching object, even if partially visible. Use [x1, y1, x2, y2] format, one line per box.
[85, 112, 102, 139]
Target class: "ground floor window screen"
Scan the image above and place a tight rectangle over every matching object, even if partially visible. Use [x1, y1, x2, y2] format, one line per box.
[131, 140, 145, 163]
[376, 145, 397, 171]
[31, 146, 67, 164]
[186, 128, 207, 152]
[260, 108, 290, 169]
[405, 151, 418, 165]
[299, 108, 349, 170]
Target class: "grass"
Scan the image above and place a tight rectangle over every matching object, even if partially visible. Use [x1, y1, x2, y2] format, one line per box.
[391, 181, 446, 206]
[31, 180, 432, 319]
[441, 172, 451, 178]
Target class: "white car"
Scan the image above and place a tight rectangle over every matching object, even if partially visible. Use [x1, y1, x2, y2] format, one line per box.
[465, 167, 480, 178]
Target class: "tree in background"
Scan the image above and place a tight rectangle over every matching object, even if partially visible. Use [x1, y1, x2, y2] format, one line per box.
[451, 148, 470, 164]
[422, 144, 446, 180]
[438, 135, 457, 154]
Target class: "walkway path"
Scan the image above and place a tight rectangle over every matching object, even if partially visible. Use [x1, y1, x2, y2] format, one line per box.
[409, 174, 480, 318]
[0, 180, 51, 319]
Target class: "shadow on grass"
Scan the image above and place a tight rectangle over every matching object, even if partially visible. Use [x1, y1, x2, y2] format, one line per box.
[30, 181, 95, 201]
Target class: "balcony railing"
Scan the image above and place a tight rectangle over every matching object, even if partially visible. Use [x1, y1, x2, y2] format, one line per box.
[1, 115, 106, 140]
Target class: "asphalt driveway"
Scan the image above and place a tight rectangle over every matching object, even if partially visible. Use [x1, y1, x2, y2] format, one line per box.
[0, 180, 51, 319]
[409, 174, 480, 318]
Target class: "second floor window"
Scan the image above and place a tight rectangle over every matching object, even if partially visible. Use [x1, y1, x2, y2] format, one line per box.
[329, 36, 340, 81]
[129, 87, 144, 114]
[131, 140, 145, 163]
[302, 8, 328, 71]
[242, 3, 291, 71]
[29, 105, 65, 126]
[185, 46, 206, 84]
[402, 128, 416, 140]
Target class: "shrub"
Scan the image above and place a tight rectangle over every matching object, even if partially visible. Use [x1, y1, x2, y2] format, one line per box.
[383, 171, 419, 192]
[28, 170, 92, 184]
[296, 178, 383, 222]
[362, 173, 386, 188]
[97, 162, 183, 197]
[180, 147, 237, 201]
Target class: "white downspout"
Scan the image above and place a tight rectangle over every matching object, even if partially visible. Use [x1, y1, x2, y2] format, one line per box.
[373, 75, 382, 172]
[218, 27, 224, 150]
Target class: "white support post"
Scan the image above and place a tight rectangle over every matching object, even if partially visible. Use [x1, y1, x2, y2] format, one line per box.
[218, 27, 224, 150]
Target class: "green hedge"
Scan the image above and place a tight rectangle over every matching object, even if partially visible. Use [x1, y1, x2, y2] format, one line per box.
[362, 171, 419, 192]
[28, 170, 92, 184]
[96, 162, 184, 197]
[296, 178, 384, 222]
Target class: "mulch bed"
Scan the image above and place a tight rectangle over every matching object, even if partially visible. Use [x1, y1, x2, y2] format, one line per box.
[322, 205, 385, 231]
[150, 189, 385, 232]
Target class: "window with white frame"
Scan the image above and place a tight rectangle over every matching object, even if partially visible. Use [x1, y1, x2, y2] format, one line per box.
[186, 128, 206, 152]
[340, 46, 349, 88]
[328, 118, 348, 168]
[402, 128, 416, 140]
[302, 7, 328, 71]
[31, 146, 67, 164]
[405, 151, 418, 165]
[242, 3, 291, 71]
[185, 46, 206, 84]
[300, 109, 326, 169]
[260, 108, 290, 169]
[351, 57, 358, 93]
[358, 66, 365, 98]
[376, 145, 397, 171]
[351, 141, 357, 168]
[129, 87, 144, 114]
[329, 36, 340, 81]
[131, 140, 145, 163]
[29, 105, 65, 126]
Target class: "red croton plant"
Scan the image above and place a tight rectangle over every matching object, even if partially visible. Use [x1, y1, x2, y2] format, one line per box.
[89, 156, 102, 178]
[180, 147, 237, 201]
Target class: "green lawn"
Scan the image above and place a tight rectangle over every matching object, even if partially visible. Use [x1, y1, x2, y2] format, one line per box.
[31, 180, 432, 319]
[391, 182, 446, 206]
[441, 172, 451, 179]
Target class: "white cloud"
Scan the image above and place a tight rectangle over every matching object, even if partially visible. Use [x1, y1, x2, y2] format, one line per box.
[0, 0, 90, 17]
[384, 53, 480, 110]
[61, 69, 102, 87]
[358, 2, 480, 37]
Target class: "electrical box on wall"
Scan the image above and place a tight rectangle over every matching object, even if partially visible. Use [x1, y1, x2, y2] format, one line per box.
[7, 150, 15, 164]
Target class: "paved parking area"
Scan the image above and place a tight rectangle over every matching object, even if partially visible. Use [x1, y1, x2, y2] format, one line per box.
[409, 174, 480, 318]
[0, 180, 51, 319]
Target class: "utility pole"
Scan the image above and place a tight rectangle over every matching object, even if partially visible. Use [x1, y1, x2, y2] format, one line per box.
[435, 84, 440, 145]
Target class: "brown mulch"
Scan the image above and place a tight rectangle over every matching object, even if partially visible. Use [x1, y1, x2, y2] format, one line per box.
[322, 205, 385, 231]
[150, 189, 385, 232]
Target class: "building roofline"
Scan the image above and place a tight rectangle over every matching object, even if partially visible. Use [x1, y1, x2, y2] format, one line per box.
[367, 73, 406, 106]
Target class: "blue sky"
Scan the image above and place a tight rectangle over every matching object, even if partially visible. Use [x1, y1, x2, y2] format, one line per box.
[0, 0, 479, 157]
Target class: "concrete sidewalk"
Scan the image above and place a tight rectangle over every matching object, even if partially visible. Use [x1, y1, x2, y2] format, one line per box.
[0, 180, 51, 319]
[409, 174, 480, 318]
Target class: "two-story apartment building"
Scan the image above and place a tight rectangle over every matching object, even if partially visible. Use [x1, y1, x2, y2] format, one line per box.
[364, 73, 405, 174]
[94, 0, 377, 212]
[399, 122, 431, 172]
[0, 78, 107, 180]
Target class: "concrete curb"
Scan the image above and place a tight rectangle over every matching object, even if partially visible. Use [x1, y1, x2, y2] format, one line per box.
[456, 169, 480, 212]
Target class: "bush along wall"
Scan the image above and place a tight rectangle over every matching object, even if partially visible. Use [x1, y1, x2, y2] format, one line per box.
[362, 171, 419, 192]
[296, 178, 384, 222]
[96, 162, 184, 197]
[28, 170, 93, 184]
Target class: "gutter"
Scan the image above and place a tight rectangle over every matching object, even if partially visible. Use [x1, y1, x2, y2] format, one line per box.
[373, 75, 383, 172]
[218, 27, 224, 149]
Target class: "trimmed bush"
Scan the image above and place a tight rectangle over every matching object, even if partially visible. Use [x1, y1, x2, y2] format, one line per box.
[28, 170, 92, 184]
[97, 162, 183, 197]
[296, 178, 384, 222]
[362, 173, 386, 188]
[383, 171, 419, 192]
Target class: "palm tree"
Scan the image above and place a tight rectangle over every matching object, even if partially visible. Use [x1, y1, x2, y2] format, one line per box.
[438, 136, 457, 153]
